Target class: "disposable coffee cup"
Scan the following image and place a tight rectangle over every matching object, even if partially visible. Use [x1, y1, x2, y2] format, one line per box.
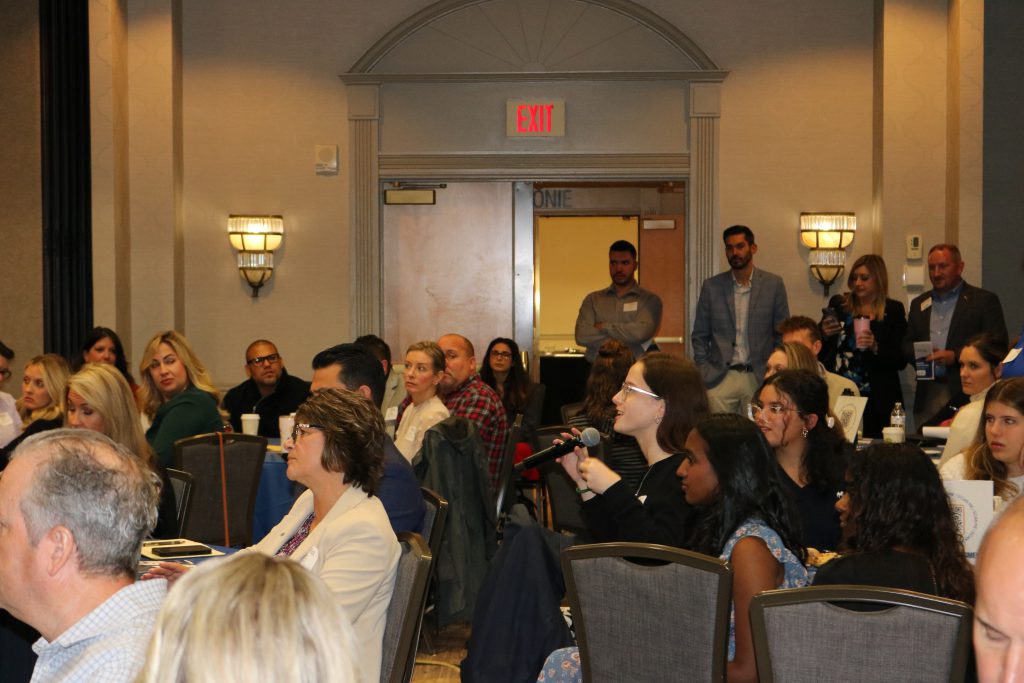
[882, 426, 905, 444]
[279, 414, 295, 445]
[853, 317, 870, 349]
[241, 413, 260, 436]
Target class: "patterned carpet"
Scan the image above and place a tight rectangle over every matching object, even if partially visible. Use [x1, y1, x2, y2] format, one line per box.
[412, 622, 471, 682]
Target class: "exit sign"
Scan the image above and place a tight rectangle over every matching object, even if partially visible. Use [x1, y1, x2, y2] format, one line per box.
[507, 99, 565, 137]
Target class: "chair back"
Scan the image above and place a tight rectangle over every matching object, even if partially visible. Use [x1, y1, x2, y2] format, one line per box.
[494, 413, 524, 517]
[749, 585, 974, 683]
[419, 487, 448, 563]
[380, 532, 433, 683]
[560, 401, 585, 424]
[164, 468, 194, 538]
[172, 432, 266, 547]
[563, 542, 731, 683]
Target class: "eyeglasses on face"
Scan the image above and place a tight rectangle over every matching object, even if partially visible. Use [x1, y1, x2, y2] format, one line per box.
[290, 423, 325, 442]
[247, 353, 281, 366]
[490, 350, 513, 359]
[619, 382, 662, 401]
[746, 402, 798, 420]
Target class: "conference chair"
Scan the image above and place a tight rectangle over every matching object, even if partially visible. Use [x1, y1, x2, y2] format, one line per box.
[417, 487, 449, 654]
[560, 401, 585, 424]
[172, 432, 266, 547]
[380, 532, 433, 683]
[749, 585, 973, 683]
[494, 413, 524, 520]
[164, 467, 194, 538]
[562, 542, 732, 683]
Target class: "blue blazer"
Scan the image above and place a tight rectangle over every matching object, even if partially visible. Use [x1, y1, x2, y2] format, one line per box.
[691, 267, 790, 387]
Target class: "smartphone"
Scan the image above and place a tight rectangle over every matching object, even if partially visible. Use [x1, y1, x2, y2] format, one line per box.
[821, 307, 838, 321]
[151, 544, 212, 557]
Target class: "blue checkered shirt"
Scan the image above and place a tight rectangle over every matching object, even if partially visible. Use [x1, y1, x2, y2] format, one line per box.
[31, 579, 167, 683]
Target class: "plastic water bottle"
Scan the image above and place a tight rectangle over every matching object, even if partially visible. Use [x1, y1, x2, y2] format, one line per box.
[890, 402, 906, 440]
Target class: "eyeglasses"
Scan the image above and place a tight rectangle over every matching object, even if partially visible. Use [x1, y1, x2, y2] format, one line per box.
[747, 402, 798, 420]
[490, 350, 513, 360]
[290, 423, 324, 442]
[619, 382, 662, 401]
[247, 353, 281, 366]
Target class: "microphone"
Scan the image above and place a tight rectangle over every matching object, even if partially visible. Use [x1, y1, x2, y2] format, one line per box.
[514, 427, 601, 472]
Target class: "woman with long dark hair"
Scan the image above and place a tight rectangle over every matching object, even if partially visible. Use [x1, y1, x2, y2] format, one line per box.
[816, 442, 974, 603]
[73, 326, 137, 389]
[538, 413, 807, 683]
[819, 254, 907, 437]
[480, 336, 543, 469]
[752, 369, 849, 551]
[938, 332, 1007, 465]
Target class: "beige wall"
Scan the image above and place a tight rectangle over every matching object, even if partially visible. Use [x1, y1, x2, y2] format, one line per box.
[83, 0, 984, 390]
[0, 0, 43, 380]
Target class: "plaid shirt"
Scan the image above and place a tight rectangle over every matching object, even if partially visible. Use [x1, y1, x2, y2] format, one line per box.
[31, 579, 167, 683]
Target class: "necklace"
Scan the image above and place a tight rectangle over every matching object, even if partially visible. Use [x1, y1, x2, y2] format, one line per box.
[634, 463, 655, 497]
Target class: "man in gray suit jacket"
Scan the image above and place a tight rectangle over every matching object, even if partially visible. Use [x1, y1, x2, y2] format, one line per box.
[691, 225, 790, 414]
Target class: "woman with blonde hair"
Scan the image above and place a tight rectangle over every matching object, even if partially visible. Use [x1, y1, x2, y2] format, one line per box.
[1, 353, 70, 466]
[764, 341, 819, 379]
[394, 340, 449, 461]
[138, 553, 362, 683]
[139, 331, 224, 468]
[941, 378, 1024, 501]
[819, 254, 907, 437]
[66, 362, 178, 537]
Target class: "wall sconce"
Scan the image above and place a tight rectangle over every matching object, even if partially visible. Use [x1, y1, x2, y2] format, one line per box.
[800, 212, 856, 296]
[228, 215, 284, 297]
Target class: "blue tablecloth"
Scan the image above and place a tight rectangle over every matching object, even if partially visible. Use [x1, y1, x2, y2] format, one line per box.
[252, 450, 300, 541]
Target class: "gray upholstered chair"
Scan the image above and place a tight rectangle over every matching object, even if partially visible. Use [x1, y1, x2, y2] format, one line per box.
[380, 532, 432, 683]
[562, 542, 732, 683]
[172, 432, 266, 547]
[749, 585, 973, 683]
[494, 413, 524, 518]
[164, 467, 194, 538]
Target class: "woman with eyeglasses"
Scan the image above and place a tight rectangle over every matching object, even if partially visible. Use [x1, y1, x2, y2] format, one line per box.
[558, 352, 708, 546]
[480, 337, 544, 472]
[751, 369, 849, 552]
[139, 331, 225, 468]
[815, 442, 974, 603]
[144, 388, 400, 683]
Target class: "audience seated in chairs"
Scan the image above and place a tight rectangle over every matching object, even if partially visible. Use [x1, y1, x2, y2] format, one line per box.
[480, 337, 545, 476]
[71, 326, 138, 392]
[541, 412, 808, 683]
[139, 331, 225, 469]
[1, 353, 69, 467]
[394, 341, 449, 462]
[940, 377, 1024, 502]
[138, 553, 362, 683]
[815, 442, 974, 603]
[463, 353, 706, 683]
[564, 339, 647, 490]
[144, 388, 400, 683]
[752, 370, 849, 552]
[936, 332, 1007, 466]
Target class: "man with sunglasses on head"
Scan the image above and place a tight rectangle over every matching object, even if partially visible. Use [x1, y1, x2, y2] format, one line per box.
[223, 339, 311, 438]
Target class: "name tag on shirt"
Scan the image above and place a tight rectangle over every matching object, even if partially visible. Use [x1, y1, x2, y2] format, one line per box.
[623, 301, 638, 313]
[385, 406, 398, 423]
[0, 413, 11, 427]
[920, 297, 932, 311]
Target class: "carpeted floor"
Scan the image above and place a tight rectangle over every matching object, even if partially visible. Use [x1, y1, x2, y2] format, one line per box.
[412, 621, 471, 682]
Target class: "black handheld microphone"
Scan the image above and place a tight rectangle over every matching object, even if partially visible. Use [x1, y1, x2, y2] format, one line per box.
[514, 427, 601, 472]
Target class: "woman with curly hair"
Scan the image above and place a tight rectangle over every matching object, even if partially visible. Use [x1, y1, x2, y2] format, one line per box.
[819, 254, 907, 437]
[941, 378, 1024, 502]
[752, 369, 849, 551]
[139, 330, 225, 468]
[817, 442, 974, 604]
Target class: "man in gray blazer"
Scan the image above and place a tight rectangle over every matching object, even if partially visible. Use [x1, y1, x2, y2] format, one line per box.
[691, 225, 790, 414]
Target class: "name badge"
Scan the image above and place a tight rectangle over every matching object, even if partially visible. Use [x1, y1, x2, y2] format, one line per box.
[623, 301, 638, 313]
[385, 406, 398, 423]
[299, 547, 319, 570]
[0, 413, 12, 427]
[920, 297, 932, 311]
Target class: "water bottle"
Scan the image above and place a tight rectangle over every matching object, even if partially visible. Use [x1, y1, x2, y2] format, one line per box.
[889, 402, 906, 442]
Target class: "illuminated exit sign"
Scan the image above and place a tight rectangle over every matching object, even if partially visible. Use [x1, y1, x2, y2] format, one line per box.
[507, 99, 565, 137]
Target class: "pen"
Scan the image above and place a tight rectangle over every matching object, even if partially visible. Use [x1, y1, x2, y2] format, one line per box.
[142, 539, 187, 547]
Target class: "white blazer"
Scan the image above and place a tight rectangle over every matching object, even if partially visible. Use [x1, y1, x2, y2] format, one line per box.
[249, 486, 400, 683]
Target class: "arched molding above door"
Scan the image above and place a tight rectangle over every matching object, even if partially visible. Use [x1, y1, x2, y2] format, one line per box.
[342, 0, 725, 337]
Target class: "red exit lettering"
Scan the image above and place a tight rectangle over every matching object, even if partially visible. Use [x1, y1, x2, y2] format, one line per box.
[516, 104, 555, 133]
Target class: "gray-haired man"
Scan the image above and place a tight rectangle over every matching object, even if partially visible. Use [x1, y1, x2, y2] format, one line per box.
[0, 430, 164, 683]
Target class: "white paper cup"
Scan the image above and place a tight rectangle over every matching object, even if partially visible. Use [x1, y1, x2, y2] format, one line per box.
[279, 414, 295, 445]
[241, 413, 260, 436]
[882, 426, 905, 443]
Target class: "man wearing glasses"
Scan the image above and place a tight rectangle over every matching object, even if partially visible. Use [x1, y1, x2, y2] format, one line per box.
[223, 339, 311, 438]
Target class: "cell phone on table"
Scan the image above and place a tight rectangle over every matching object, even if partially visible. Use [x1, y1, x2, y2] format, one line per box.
[151, 544, 212, 557]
